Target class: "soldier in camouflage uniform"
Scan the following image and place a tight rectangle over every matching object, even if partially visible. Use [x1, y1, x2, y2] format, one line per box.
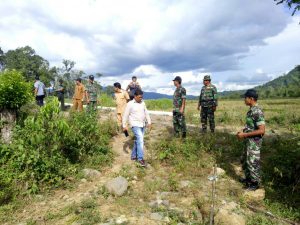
[173, 76, 187, 138]
[85, 75, 98, 113]
[197, 75, 218, 133]
[237, 89, 265, 191]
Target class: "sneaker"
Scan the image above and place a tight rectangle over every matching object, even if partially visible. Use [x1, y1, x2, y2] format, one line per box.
[138, 160, 146, 167]
[245, 181, 259, 191]
[131, 157, 137, 161]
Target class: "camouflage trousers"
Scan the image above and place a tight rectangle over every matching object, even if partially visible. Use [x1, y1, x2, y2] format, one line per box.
[173, 111, 187, 134]
[201, 106, 215, 131]
[87, 101, 97, 113]
[241, 137, 262, 183]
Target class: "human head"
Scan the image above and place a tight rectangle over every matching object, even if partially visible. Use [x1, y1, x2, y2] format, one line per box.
[243, 89, 258, 106]
[35, 76, 40, 81]
[134, 89, 143, 103]
[113, 82, 121, 91]
[203, 75, 211, 86]
[59, 79, 63, 84]
[173, 76, 182, 87]
[76, 78, 82, 85]
[132, 76, 137, 82]
[89, 75, 94, 83]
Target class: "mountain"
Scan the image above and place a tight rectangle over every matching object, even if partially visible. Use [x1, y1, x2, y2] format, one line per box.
[143, 91, 197, 100]
[220, 65, 300, 99]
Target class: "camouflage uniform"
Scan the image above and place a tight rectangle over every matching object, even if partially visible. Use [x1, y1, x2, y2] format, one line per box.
[86, 83, 98, 112]
[173, 86, 187, 136]
[241, 104, 265, 184]
[199, 82, 218, 132]
[56, 83, 65, 111]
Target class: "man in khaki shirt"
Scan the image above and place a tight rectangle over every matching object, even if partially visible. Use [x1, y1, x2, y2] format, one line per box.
[72, 78, 85, 112]
[114, 82, 130, 127]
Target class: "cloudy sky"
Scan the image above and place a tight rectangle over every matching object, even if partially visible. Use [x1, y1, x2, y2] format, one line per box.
[0, 0, 299, 95]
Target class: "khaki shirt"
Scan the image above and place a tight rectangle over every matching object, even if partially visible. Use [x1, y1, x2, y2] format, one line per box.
[74, 83, 85, 100]
[115, 90, 130, 114]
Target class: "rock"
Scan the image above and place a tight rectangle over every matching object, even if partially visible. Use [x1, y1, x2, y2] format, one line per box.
[150, 212, 164, 221]
[214, 208, 245, 225]
[115, 215, 128, 224]
[81, 178, 87, 183]
[243, 188, 265, 202]
[179, 180, 193, 188]
[211, 167, 226, 176]
[82, 168, 101, 179]
[149, 199, 163, 208]
[105, 176, 128, 196]
[214, 202, 245, 225]
[62, 195, 69, 200]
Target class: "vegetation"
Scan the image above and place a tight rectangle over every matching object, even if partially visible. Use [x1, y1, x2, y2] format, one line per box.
[275, 0, 300, 16]
[0, 97, 116, 205]
[221, 65, 300, 99]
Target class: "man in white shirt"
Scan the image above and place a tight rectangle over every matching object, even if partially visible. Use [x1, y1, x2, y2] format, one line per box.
[34, 76, 46, 106]
[122, 89, 151, 167]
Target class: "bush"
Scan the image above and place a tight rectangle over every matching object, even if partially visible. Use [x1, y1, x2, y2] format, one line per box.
[0, 70, 32, 109]
[0, 97, 116, 200]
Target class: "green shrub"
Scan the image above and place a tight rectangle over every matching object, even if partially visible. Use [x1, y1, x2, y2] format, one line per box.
[100, 93, 115, 107]
[0, 70, 32, 109]
[0, 97, 116, 200]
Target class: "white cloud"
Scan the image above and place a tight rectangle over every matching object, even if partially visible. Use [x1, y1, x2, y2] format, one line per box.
[0, 0, 299, 95]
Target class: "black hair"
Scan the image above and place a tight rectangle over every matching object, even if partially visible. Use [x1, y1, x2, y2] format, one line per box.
[35, 76, 40, 80]
[132, 76, 137, 79]
[59, 79, 63, 83]
[134, 89, 143, 96]
[76, 78, 82, 82]
[114, 82, 121, 89]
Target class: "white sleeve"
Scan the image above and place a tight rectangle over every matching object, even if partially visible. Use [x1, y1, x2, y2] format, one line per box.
[144, 103, 151, 125]
[122, 103, 130, 128]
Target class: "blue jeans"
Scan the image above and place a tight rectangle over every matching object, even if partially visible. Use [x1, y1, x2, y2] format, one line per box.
[131, 126, 145, 161]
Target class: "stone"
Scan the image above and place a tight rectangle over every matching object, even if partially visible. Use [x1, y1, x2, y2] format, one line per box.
[243, 188, 265, 202]
[211, 167, 226, 176]
[115, 215, 128, 224]
[214, 208, 245, 225]
[82, 168, 101, 179]
[81, 178, 87, 183]
[179, 180, 193, 188]
[150, 212, 164, 221]
[105, 176, 128, 197]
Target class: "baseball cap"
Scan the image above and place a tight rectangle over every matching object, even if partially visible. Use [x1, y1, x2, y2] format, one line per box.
[172, 76, 182, 82]
[89, 75, 94, 81]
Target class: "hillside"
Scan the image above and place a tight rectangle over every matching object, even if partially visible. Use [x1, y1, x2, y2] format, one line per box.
[221, 65, 300, 99]
[143, 91, 197, 100]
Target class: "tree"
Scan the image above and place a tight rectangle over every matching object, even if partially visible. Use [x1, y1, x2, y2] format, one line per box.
[2, 46, 54, 84]
[0, 48, 4, 71]
[275, 0, 300, 16]
[0, 70, 32, 143]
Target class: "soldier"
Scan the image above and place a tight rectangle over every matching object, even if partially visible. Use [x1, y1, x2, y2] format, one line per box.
[237, 89, 265, 191]
[55, 79, 65, 111]
[126, 76, 141, 100]
[72, 78, 85, 112]
[85, 75, 98, 113]
[172, 76, 187, 138]
[114, 82, 130, 129]
[197, 75, 218, 133]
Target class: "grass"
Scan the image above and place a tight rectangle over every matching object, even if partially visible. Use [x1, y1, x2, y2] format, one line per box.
[148, 126, 300, 224]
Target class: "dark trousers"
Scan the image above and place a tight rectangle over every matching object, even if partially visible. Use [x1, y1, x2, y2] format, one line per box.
[36, 95, 45, 106]
[57, 93, 65, 111]
[201, 106, 215, 131]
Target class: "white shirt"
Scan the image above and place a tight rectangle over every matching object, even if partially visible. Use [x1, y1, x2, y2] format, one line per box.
[122, 100, 151, 128]
[34, 81, 45, 96]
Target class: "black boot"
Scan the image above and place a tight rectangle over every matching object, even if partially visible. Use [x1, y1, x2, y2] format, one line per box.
[211, 129, 215, 133]
[182, 132, 186, 139]
[201, 128, 207, 133]
[246, 181, 259, 191]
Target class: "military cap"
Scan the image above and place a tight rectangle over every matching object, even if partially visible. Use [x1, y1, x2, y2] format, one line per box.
[203, 75, 211, 81]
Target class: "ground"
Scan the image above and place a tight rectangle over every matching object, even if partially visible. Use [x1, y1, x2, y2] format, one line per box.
[1, 103, 299, 225]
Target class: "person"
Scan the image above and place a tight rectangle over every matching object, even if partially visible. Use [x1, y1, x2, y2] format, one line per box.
[122, 89, 151, 167]
[72, 78, 85, 112]
[237, 89, 265, 191]
[34, 76, 46, 106]
[172, 76, 187, 138]
[114, 82, 130, 129]
[55, 79, 65, 111]
[197, 75, 218, 133]
[85, 75, 98, 113]
[126, 76, 141, 100]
